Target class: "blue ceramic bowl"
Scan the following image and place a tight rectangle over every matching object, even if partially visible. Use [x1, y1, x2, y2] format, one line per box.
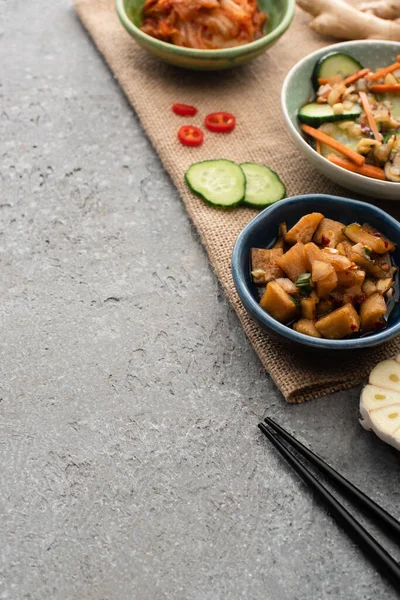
[232, 194, 400, 350]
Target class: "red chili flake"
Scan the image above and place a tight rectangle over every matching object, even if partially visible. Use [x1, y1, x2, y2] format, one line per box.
[373, 232, 381, 238]
[354, 293, 367, 306]
[321, 235, 330, 246]
[384, 240, 389, 248]
[350, 324, 357, 331]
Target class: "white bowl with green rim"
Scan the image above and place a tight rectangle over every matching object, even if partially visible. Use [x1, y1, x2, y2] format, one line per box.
[116, 0, 295, 71]
[281, 40, 400, 201]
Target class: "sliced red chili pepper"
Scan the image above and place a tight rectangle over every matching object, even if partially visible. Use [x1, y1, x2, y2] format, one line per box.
[321, 235, 331, 246]
[204, 112, 236, 133]
[172, 103, 198, 117]
[177, 125, 204, 147]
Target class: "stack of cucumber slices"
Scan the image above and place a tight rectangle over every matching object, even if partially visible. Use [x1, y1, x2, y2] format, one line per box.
[185, 159, 286, 209]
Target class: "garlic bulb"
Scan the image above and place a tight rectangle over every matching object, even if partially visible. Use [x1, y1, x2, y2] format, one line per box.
[359, 356, 400, 450]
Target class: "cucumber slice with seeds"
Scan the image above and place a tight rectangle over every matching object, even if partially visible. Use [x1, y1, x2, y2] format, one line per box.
[185, 159, 245, 208]
[298, 102, 362, 127]
[312, 52, 363, 90]
[317, 124, 359, 158]
[240, 162, 286, 208]
[377, 93, 400, 119]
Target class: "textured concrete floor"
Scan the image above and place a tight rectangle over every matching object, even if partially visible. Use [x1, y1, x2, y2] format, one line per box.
[1, 2, 400, 599]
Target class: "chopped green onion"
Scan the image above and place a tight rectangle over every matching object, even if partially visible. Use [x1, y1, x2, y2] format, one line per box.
[290, 295, 301, 308]
[296, 273, 313, 288]
[295, 273, 313, 297]
[364, 246, 373, 259]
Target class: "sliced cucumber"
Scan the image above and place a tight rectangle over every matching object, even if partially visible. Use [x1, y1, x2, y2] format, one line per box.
[389, 95, 400, 118]
[312, 52, 363, 90]
[298, 102, 362, 126]
[185, 159, 245, 208]
[377, 93, 400, 119]
[317, 124, 359, 158]
[240, 163, 285, 208]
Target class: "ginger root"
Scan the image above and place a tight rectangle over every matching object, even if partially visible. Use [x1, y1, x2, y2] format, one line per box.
[359, 0, 400, 20]
[296, 0, 400, 40]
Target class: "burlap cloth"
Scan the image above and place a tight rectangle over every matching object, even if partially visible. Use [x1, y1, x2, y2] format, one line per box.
[74, 0, 400, 402]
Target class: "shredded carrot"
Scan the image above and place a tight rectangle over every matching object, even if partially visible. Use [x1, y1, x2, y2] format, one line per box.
[358, 91, 383, 142]
[301, 124, 365, 166]
[317, 75, 343, 87]
[343, 68, 370, 85]
[369, 84, 400, 93]
[326, 154, 386, 181]
[368, 62, 400, 81]
[316, 140, 322, 155]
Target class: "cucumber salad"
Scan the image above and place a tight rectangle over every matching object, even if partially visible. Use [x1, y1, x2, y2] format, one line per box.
[298, 52, 400, 182]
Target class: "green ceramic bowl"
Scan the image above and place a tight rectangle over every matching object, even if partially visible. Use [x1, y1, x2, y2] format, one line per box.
[115, 0, 295, 70]
[281, 40, 400, 201]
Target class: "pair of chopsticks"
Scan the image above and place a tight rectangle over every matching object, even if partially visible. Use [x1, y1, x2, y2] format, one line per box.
[258, 418, 400, 592]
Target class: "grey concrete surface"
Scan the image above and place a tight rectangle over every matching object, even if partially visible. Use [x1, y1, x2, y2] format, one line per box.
[1, 2, 399, 599]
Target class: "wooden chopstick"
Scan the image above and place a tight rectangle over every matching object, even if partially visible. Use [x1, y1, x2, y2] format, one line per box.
[264, 417, 400, 542]
[258, 422, 400, 591]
